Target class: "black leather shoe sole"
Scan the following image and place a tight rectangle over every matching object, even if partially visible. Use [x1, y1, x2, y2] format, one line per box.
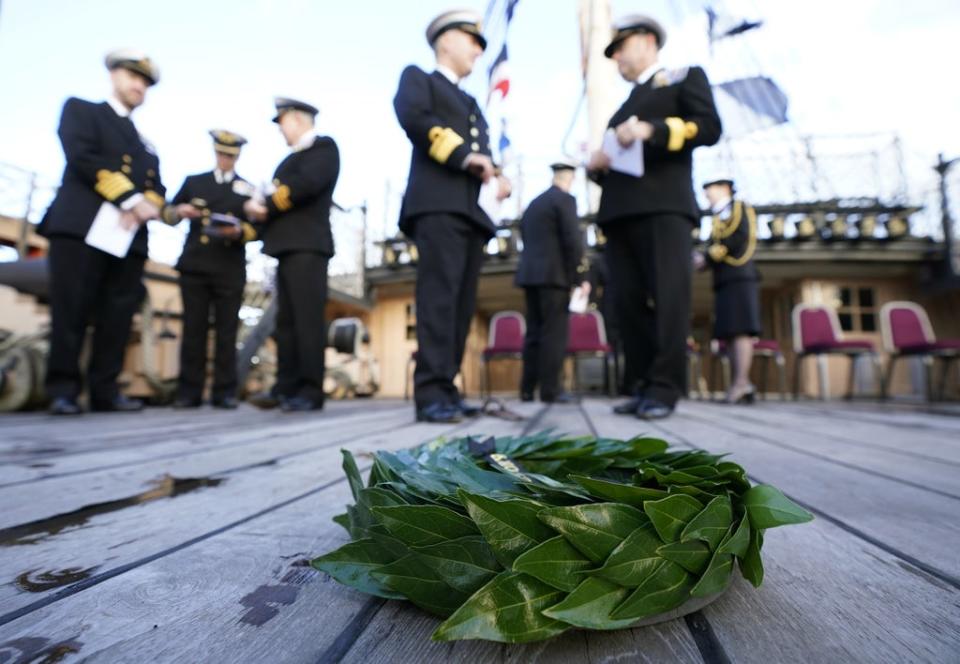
[613, 399, 642, 415]
[49, 399, 82, 416]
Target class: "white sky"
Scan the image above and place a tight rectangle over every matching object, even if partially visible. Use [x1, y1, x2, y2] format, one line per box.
[0, 0, 957, 264]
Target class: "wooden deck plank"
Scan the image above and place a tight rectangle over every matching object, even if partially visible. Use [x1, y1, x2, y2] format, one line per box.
[676, 402, 960, 496]
[581, 399, 960, 662]
[647, 404, 960, 582]
[0, 405, 543, 663]
[0, 404, 411, 487]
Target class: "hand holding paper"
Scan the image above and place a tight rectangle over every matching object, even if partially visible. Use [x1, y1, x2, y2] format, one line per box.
[601, 127, 644, 178]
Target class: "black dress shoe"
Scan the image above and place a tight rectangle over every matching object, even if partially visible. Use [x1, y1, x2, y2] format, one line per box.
[416, 402, 462, 423]
[520, 392, 534, 402]
[212, 396, 239, 410]
[613, 396, 643, 415]
[636, 399, 674, 420]
[173, 397, 202, 409]
[49, 397, 82, 416]
[91, 395, 144, 413]
[455, 400, 481, 417]
[281, 396, 323, 412]
[543, 392, 578, 404]
[249, 391, 283, 410]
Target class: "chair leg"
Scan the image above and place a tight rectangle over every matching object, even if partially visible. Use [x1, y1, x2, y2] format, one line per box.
[709, 356, 718, 401]
[883, 355, 898, 401]
[936, 358, 952, 401]
[758, 355, 769, 400]
[692, 354, 703, 400]
[573, 357, 581, 395]
[482, 360, 489, 399]
[843, 354, 856, 400]
[872, 353, 885, 399]
[923, 355, 934, 402]
[776, 353, 786, 401]
[404, 358, 412, 401]
[721, 355, 731, 394]
[818, 354, 830, 400]
[793, 354, 803, 401]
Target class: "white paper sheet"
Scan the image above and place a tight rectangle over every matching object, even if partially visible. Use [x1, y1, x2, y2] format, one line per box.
[84, 202, 136, 258]
[569, 286, 589, 314]
[602, 128, 644, 178]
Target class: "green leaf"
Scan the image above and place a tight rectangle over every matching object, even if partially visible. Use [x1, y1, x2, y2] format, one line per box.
[623, 437, 670, 458]
[643, 495, 704, 543]
[412, 536, 502, 594]
[680, 495, 733, 549]
[738, 528, 765, 587]
[459, 491, 555, 567]
[332, 512, 350, 534]
[689, 548, 734, 598]
[718, 516, 750, 558]
[570, 475, 669, 507]
[372, 554, 470, 617]
[432, 572, 568, 643]
[311, 539, 404, 599]
[656, 540, 712, 575]
[539, 503, 650, 563]
[742, 485, 814, 529]
[512, 536, 594, 592]
[372, 505, 478, 547]
[342, 449, 365, 502]
[542, 577, 637, 630]
[590, 524, 664, 587]
[610, 559, 693, 621]
[358, 487, 407, 509]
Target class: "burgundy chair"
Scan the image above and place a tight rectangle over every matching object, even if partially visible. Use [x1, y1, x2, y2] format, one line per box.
[880, 301, 960, 400]
[566, 310, 614, 396]
[791, 304, 884, 399]
[481, 311, 526, 397]
[710, 338, 787, 400]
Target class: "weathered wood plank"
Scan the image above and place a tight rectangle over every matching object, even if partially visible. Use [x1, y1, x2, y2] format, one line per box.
[0, 403, 545, 621]
[0, 406, 543, 662]
[0, 403, 411, 487]
[677, 402, 960, 496]
[582, 398, 960, 662]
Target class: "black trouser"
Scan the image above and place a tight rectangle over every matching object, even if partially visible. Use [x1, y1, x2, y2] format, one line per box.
[45, 237, 145, 403]
[412, 213, 486, 409]
[521, 286, 569, 400]
[177, 270, 244, 402]
[273, 252, 329, 403]
[604, 215, 692, 407]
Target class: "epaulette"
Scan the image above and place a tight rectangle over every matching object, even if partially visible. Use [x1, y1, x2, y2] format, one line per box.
[652, 67, 689, 89]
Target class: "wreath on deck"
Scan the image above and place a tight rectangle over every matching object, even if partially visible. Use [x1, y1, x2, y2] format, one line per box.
[312, 432, 813, 643]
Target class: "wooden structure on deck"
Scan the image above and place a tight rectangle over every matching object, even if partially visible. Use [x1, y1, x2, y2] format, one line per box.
[1, 398, 958, 662]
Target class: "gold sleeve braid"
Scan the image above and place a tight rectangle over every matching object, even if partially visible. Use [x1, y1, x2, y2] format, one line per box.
[664, 117, 699, 152]
[241, 222, 257, 243]
[271, 184, 292, 212]
[94, 169, 135, 201]
[708, 201, 757, 266]
[427, 126, 465, 163]
[144, 190, 165, 209]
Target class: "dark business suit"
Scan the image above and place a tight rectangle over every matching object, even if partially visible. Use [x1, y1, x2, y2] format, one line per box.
[170, 171, 255, 402]
[258, 135, 339, 404]
[39, 97, 165, 405]
[393, 65, 495, 409]
[515, 185, 583, 400]
[594, 66, 722, 407]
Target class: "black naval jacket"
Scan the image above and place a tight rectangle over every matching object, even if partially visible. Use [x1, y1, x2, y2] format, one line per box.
[393, 65, 496, 239]
[258, 136, 340, 258]
[169, 172, 255, 276]
[40, 97, 165, 257]
[515, 186, 584, 289]
[705, 199, 760, 288]
[594, 67, 722, 226]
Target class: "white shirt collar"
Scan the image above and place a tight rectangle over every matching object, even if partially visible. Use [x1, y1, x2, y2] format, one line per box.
[214, 169, 235, 184]
[435, 64, 462, 87]
[712, 197, 733, 215]
[107, 95, 132, 118]
[636, 61, 663, 85]
[292, 130, 317, 152]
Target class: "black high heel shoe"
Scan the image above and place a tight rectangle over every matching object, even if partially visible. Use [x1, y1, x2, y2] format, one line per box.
[725, 384, 756, 405]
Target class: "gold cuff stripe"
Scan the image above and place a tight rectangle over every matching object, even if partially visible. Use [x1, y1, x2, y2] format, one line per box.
[95, 169, 135, 201]
[664, 117, 699, 152]
[241, 222, 257, 243]
[144, 190, 165, 209]
[427, 126, 465, 164]
[272, 184, 293, 212]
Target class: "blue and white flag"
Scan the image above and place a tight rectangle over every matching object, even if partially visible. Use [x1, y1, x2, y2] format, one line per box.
[713, 76, 788, 138]
[706, 7, 763, 44]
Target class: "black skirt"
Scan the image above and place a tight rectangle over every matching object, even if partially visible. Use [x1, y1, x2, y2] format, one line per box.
[714, 279, 761, 340]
